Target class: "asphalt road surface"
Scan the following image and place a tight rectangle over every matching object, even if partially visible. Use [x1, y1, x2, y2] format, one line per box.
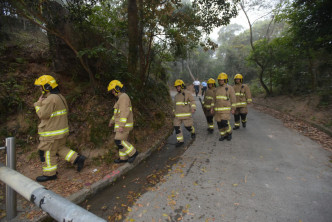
[123, 93, 332, 221]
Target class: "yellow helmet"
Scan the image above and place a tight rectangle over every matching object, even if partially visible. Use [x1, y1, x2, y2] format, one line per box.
[107, 80, 123, 94]
[217, 72, 228, 83]
[174, 79, 185, 89]
[34, 75, 58, 91]
[234, 74, 243, 83]
[207, 78, 216, 84]
[207, 78, 216, 87]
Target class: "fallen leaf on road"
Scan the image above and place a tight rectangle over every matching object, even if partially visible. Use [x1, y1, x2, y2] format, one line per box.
[232, 184, 238, 187]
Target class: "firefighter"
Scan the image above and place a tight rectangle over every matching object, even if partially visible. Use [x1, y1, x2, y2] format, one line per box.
[108, 80, 138, 164]
[202, 78, 216, 133]
[233, 74, 252, 130]
[211, 73, 236, 141]
[173, 79, 196, 147]
[34, 75, 86, 182]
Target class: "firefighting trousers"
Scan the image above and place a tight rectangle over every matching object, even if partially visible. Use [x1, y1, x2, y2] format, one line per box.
[114, 131, 136, 160]
[203, 108, 214, 130]
[205, 116, 214, 130]
[215, 113, 232, 137]
[234, 107, 248, 127]
[173, 117, 195, 142]
[38, 138, 78, 176]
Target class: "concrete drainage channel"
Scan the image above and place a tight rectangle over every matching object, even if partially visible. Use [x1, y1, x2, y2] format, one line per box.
[37, 129, 193, 221]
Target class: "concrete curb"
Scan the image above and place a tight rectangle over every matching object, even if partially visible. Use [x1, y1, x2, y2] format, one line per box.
[253, 102, 332, 137]
[67, 128, 174, 205]
[4, 127, 174, 222]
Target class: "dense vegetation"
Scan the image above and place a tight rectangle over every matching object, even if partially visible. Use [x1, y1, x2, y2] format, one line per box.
[0, 0, 238, 150]
[169, 0, 332, 101]
[1, 0, 331, 148]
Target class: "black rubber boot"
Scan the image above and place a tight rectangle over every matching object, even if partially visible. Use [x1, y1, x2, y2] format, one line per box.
[227, 134, 232, 141]
[74, 155, 86, 172]
[176, 142, 184, 147]
[208, 128, 214, 133]
[114, 158, 128, 164]
[36, 175, 57, 182]
[191, 133, 196, 139]
[219, 136, 225, 141]
[233, 126, 240, 130]
[242, 122, 246, 128]
[128, 151, 139, 163]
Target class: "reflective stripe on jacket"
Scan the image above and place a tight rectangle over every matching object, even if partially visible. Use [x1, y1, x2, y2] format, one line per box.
[212, 84, 236, 113]
[109, 92, 134, 132]
[174, 89, 196, 119]
[233, 83, 252, 107]
[34, 93, 69, 141]
[203, 88, 215, 109]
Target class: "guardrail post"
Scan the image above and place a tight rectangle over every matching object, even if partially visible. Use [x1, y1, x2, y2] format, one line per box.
[5, 137, 17, 220]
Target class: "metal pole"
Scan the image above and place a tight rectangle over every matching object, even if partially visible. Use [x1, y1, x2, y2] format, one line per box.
[5, 137, 17, 220]
[0, 164, 106, 222]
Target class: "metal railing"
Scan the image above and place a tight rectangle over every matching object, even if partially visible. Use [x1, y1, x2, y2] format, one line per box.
[0, 137, 106, 222]
[0, 137, 17, 220]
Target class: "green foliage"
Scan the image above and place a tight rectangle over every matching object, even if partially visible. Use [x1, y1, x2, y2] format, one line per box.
[277, 0, 332, 51]
[90, 122, 110, 147]
[249, 79, 265, 97]
[0, 76, 24, 122]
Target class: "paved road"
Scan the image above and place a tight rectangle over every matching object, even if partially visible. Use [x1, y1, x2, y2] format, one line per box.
[125, 94, 332, 221]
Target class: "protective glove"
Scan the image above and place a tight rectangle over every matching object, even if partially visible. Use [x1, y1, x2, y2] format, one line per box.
[39, 150, 45, 162]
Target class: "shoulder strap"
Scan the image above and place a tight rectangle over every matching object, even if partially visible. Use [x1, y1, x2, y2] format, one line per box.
[57, 95, 68, 110]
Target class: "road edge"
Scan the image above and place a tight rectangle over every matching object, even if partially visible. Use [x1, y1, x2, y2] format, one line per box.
[253, 102, 332, 137]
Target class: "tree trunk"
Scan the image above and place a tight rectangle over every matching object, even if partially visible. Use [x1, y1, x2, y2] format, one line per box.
[138, 0, 145, 83]
[128, 0, 139, 82]
[186, 62, 195, 81]
[241, 2, 270, 96]
[259, 68, 270, 96]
